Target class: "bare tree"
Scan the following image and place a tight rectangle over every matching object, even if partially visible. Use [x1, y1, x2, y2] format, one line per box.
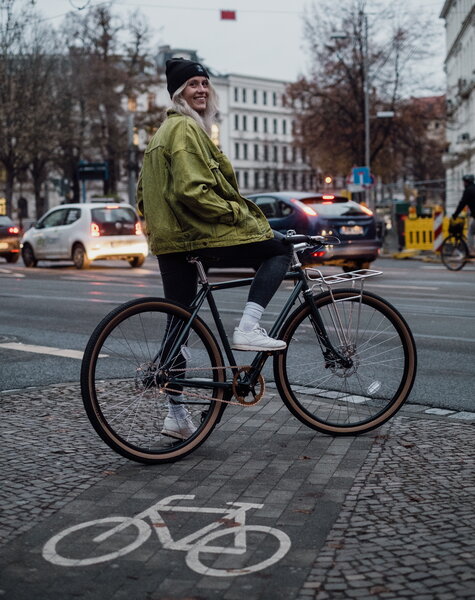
[288, 0, 442, 187]
[0, 0, 36, 216]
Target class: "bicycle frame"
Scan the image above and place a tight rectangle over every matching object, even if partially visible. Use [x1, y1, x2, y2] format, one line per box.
[155, 260, 353, 401]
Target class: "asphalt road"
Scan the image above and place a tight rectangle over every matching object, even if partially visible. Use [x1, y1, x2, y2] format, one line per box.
[0, 255, 474, 412]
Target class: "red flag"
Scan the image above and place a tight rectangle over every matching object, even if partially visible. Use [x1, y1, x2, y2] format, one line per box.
[220, 10, 236, 20]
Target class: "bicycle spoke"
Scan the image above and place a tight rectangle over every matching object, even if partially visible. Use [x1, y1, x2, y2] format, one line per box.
[276, 290, 416, 433]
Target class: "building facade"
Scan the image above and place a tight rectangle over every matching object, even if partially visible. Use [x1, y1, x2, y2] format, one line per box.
[440, 0, 475, 210]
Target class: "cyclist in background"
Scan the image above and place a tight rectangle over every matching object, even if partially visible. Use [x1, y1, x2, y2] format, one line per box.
[451, 174, 475, 256]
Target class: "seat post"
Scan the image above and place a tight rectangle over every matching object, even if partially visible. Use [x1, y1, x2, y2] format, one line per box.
[187, 256, 208, 284]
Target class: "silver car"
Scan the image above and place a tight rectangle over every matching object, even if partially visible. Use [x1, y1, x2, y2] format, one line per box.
[21, 202, 149, 269]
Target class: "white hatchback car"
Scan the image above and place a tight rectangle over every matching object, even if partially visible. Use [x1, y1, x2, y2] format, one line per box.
[21, 202, 149, 269]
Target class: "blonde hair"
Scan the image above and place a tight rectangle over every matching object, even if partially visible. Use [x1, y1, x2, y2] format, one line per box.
[171, 79, 219, 135]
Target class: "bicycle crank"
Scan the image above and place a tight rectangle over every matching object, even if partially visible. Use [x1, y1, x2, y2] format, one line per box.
[232, 367, 265, 406]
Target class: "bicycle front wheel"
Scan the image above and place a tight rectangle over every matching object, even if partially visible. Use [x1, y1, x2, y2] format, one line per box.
[274, 289, 417, 434]
[441, 235, 468, 270]
[81, 298, 225, 464]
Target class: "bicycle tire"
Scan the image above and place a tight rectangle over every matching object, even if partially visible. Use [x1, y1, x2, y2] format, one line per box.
[81, 298, 225, 464]
[274, 289, 417, 435]
[440, 235, 468, 270]
[185, 525, 291, 577]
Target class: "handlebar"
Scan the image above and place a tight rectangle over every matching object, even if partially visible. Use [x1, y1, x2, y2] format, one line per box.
[283, 232, 340, 247]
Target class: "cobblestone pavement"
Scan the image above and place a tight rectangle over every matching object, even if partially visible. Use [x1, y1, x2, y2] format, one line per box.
[0, 383, 474, 600]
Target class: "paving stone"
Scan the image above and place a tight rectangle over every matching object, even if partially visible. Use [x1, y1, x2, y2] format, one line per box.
[1, 383, 474, 599]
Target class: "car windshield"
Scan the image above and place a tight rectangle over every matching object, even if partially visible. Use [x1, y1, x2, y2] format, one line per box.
[300, 197, 369, 217]
[91, 206, 137, 236]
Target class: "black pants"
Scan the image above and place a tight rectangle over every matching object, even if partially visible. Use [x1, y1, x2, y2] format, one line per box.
[157, 231, 292, 308]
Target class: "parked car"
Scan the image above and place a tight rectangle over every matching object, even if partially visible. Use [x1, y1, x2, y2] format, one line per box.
[0, 216, 21, 263]
[21, 202, 149, 269]
[247, 191, 382, 270]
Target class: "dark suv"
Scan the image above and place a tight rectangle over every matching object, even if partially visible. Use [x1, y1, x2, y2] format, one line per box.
[248, 191, 382, 270]
[0, 216, 21, 263]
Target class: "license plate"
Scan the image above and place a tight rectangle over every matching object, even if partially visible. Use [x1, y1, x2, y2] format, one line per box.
[340, 225, 363, 235]
[111, 240, 134, 247]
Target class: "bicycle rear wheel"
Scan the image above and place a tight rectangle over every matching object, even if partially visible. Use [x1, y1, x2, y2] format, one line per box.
[274, 289, 417, 435]
[440, 235, 468, 270]
[81, 298, 225, 463]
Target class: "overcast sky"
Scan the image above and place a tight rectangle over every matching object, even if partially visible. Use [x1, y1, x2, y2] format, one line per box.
[33, 0, 447, 94]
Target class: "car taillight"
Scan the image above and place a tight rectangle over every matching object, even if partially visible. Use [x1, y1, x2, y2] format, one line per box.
[135, 221, 143, 235]
[8, 226, 19, 234]
[312, 251, 326, 257]
[291, 198, 318, 216]
[360, 205, 373, 215]
[90, 222, 101, 237]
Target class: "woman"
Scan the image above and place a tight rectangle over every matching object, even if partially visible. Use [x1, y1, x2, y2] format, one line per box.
[137, 57, 292, 439]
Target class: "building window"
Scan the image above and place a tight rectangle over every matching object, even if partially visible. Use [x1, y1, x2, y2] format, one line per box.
[243, 143, 248, 160]
[242, 115, 247, 131]
[234, 114, 239, 130]
[244, 171, 249, 188]
[292, 147, 297, 162]
[273, 118, 278, 134]
[282, 120, 287, 135]
[263, 117, 268, 133]
[254, 144, 259, 160]
[283, 146, 287, 162]
[264, 171, 269, 188]
[254, 171, 259, 189]
[273, 91, 277, 106]
[263, 145, 269, 161]
[263, 91, 267, 105]
[292, 172, 298, 188]
[282, 172, 288, 188]
[234, 87, 239, 102]
[147, 93, 156, 111]
[242, 88, 247, 103]
[253, 89, 257, 104]
[234, 142, 240, 159]
[273, 145, 278, 162]
[253, 116, 258, 132]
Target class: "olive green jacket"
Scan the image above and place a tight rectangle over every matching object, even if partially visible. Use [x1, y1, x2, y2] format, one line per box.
[136, 110, 272, 255]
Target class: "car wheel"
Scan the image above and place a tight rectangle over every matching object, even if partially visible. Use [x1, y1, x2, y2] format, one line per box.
[72, 244, 91, 269]
[22, 244, 37, 267]
[128, 256, 145, 268]
[6, 253, 20, 264]
[356, 261, 371, 270]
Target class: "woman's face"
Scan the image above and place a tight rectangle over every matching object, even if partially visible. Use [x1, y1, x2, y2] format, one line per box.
[182, 77, 209, 114]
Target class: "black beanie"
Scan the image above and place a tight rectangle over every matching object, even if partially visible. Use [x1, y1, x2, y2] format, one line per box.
[166, 58, 209, 98]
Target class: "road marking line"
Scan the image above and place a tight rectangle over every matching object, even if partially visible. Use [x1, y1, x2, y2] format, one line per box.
[0, 342, 84, 359]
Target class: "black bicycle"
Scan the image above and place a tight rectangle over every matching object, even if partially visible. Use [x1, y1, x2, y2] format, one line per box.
[81, 233, 417, 464]
[440, 218, 470, 271]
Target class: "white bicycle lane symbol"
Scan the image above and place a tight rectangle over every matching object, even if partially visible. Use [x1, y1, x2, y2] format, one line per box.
[42, 494, 291, 577]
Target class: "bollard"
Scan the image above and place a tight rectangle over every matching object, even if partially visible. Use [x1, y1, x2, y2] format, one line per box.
[433, 206, 444, 253]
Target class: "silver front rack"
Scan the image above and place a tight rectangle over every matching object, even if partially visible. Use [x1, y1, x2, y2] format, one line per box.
[305, 268, 383, 293]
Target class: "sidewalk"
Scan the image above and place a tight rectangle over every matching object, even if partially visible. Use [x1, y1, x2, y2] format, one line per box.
[0, 383, 473, 600]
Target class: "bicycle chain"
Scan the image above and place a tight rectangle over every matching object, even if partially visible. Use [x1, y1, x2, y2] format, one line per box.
[159, 364, 265, 407]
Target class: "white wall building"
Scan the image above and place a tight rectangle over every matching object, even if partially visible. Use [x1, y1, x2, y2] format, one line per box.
[440, 0, 475, 210]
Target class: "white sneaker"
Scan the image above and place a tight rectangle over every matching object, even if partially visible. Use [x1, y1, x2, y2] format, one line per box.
[161, 410, 197, 440]
[232, 325, 287, 351]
